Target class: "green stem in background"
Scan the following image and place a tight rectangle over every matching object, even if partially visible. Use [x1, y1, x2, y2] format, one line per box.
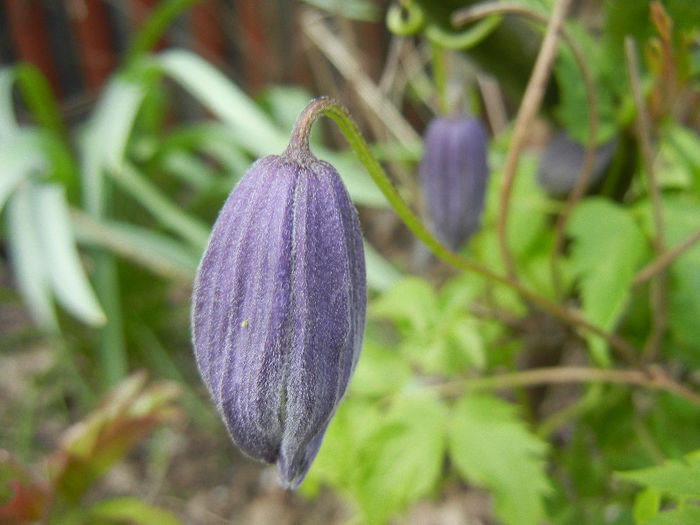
[94, 251, 127, 387]
[428, 41, 448, 115]
[289, 96, 639, 365]
[124, 0, 203, 65]
[424, 15, 502, 51]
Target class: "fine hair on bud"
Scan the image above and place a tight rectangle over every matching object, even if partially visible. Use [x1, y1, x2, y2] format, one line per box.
[191, 139, 366, 489]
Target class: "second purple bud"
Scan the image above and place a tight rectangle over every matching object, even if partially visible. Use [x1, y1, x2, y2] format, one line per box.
[419, 116, 489, 251]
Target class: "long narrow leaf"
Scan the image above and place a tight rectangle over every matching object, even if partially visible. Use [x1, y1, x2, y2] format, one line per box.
[33, 184, 106, 326]
[109, 162, 210, 250]
[154, 50, 386, 206]
[0, 68, 20, 138]
[71, 210, 199, 281]
[14, 64, 65, 136]
[5, 183, 57, 330]
[0, 130, 48, 213]
[81, 77, 146, 215]
[156, 49, 288, 155]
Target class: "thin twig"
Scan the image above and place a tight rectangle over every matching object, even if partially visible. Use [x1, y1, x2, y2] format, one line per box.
[453, 1, 599, 298]
[633, 226, 700, 285]
[434, 365, 700, 406]
[454, 0, 573, 279]
[625, 37, 667, 363]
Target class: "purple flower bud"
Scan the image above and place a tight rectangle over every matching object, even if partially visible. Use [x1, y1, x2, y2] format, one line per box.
[536, 131, 617, 197]
[191, 148, 366, 489]
[419, 116, 489, 251]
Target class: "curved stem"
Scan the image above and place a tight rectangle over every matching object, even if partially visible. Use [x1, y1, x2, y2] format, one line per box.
[289, 96, 639, 364]
[424, 15, 502, 51]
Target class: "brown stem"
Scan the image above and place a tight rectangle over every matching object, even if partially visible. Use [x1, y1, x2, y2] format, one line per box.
[625, 37, 667, 363]
[633, 226, 700, 285]
[452, 1, 599, 299]
[434, 365, 700, 406]
[455, 0, 573, 280]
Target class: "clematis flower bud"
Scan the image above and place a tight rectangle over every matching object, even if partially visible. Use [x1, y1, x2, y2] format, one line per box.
[536, 131, 617, 197]
[191, 138, 366, 488]
[419, 116, 489, 251]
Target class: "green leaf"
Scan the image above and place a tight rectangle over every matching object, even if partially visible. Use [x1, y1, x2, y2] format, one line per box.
[12, 63, 65, 136]
[567, 198, 649, 364]
[363, 241, 401, 292]
[617, 453, 700, 500]
[108, 162, 210, 251]
[301, 398, 382, 495]
[370, 276, 437, 333]
[33, 184, 106, 326]
[81, 76, 147, 215]
[349, 340, 412, 398]
[71, 211, 199, 282]
[124, 0, 201, 64]
[448, 394, 551, 525]
[353, 394, 447, 524]
[155, 50, 288, 156]
[0, 130, 49, 213]
[84, 497, 182, 525]
[5, 183, 57, 329]
[633, 487, 661, 523]
[0, 68, 20, 137]
[553, 22, 617, 144]
[637, 196, 700, 357]
[154, 50, 386, 206]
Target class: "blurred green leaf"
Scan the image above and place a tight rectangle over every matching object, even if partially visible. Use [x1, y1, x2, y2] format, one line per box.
[448, 394, 551, 525]
[0, 68, 19, 138]
[363, 241, 401, 292]
[124, 0, 201, 64]
[617, 452, 700, 500]
[154, 50, 386, 206]
[0, 131, 48, 213]
[657, 125, 700, 191]
[567, 198, 649, 364]
[155, 50, 287, 156]
[83, 497, 181, 525]
[349, 340, 412, 397]
[553, 22, 617, 144]
[633, 487, 661, 523]
[5, 183, 57, 329]
[81, 76, 146, 215]
[14, 64, 64, 136]
[301, 0, 381, 21]
[71, 211, 199, 282]
[33, 184, 105, 326]
[301, 398, 383, 495]
[108, 162, 210, 251]
[370, 276, 437, 332]
[353, 394, 447, 524]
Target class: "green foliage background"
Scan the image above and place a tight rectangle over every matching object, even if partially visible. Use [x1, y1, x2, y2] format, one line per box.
[1, 0, 699, 524]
